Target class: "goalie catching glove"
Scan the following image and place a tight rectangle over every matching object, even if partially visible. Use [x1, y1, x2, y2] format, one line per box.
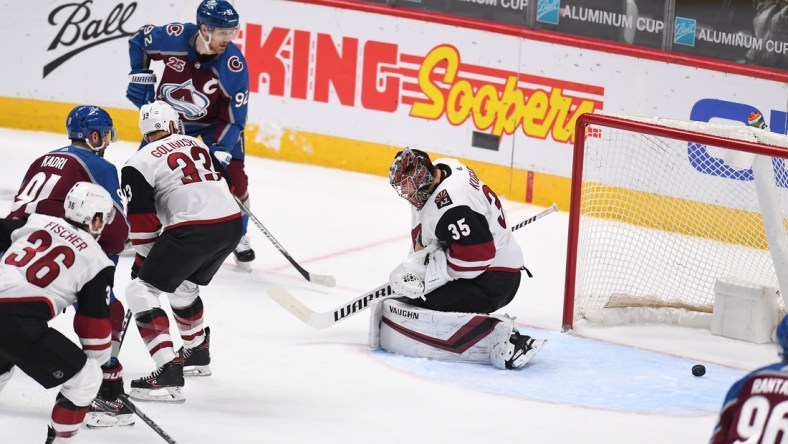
[389, 243, 455, 299]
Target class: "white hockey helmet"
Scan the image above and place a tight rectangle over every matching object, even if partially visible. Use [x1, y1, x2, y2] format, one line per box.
[139, 100, 183, 137]
[64, 182, 114, 239]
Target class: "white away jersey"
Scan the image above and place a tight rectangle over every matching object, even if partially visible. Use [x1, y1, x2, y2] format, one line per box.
[412, 158, 523, 279]
[0, 213, 113, 318]
[121, 134, 241, 256]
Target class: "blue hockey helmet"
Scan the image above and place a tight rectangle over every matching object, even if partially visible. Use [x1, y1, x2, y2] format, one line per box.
[777, 315, 788, 357]
[66, 105, 117, 149]
[196, 0, 240, 29]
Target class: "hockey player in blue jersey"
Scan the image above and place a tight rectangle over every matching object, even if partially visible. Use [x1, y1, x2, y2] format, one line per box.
[125, 0, 255, 269]
[8, 105, 133, 428]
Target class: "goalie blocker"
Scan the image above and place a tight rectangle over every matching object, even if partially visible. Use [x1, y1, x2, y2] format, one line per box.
[369, 298, 545, 369]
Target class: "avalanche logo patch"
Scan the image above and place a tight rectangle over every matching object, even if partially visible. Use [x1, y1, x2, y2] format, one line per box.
[166, 24, 184, 36]
[160, 79, 210, 119]
[435, 190, 453, 209]
[228, 56, 244, 73]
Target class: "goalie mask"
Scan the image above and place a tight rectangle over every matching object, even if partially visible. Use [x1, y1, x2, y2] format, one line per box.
[390, 147, 435, 209]
[64, 182, 114, 239]
[139, 101, 183, 137]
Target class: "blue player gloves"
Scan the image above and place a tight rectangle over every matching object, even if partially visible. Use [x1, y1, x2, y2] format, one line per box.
[126, 69, 157, 108]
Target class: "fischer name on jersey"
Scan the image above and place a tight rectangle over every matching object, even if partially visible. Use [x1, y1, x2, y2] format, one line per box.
[121, 134, 241, 256]
[0, 214, 114, 320]
[129, 22, 249, 150]
[413, 158, 524, 279]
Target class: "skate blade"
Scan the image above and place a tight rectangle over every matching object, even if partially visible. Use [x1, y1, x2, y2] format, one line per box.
[234, 256, 253, 272]
[85, 413, 136, 429]
[184, 364, 212, 377]
[511, 339, 547, 369]
[129, 386, 185, 403]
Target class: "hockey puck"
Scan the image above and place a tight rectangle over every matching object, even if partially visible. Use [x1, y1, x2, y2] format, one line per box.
[692, 364, 706, 377]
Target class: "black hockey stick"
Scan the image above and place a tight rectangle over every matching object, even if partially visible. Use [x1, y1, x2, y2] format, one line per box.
[111, 310, 179, 443]
[117, 309, 132, 350]
[234, 196, 336, 287]
[268, 204, 559, 328]
[119, 394, 178, 444]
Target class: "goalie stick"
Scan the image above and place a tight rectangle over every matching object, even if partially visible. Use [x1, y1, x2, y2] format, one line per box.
[234, 196, 336, 287]
[268, 204, 559, 328]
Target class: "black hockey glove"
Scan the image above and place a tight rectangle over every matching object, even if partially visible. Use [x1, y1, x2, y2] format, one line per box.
[98, 359, 124, 400]
[131, 253, 145, 279]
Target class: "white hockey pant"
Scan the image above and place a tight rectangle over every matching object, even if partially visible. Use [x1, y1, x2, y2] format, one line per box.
[167, 280, 199, 309]
[369, 298, 515, 367]
[60, 358, 102, 407]
[125, 278, 163, 314]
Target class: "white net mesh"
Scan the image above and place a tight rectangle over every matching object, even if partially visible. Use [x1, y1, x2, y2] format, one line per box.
[570, 115, 788, 326]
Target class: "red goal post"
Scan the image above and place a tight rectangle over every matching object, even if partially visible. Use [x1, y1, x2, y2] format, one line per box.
[563, 113, 788, 332]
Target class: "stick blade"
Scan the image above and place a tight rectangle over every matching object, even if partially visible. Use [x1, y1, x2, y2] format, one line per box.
[267, 285, 337, 328]
[309, 273, 336, 287]
[268, 285, 314, 323]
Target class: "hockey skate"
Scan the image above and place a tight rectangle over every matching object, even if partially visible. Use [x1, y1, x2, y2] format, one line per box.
[233, 235, 255, 272]
[129, 351, 185, 403]
[505, 331, 546, 369]
[184, 327, 212, 377]
[85, 397, 135, 428]
[45, 426, 56, 444]
[491, 330, 546, 370]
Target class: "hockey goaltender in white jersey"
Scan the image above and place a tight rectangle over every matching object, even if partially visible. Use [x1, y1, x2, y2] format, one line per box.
[373, 148, 545, 370]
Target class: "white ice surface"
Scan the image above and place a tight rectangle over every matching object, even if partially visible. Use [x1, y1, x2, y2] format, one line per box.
[0, 128, 780, 443]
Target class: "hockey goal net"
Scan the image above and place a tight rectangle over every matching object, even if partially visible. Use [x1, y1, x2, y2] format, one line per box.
[563, 113, 788, 331]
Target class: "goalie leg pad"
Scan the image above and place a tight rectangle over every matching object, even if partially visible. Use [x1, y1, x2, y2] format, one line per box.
[377, 299, 515, 365]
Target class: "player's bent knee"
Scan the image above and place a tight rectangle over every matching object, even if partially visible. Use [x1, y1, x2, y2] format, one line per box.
[125, 278, 163, 314]
[167, 280, 199, 309]
[60, 358, 102, 407]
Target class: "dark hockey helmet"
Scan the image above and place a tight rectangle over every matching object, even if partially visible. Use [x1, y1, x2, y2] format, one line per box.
[196, 0, 240, 29]
[66, 105, 117, 151]
[389, 147, 435, 209]
[777, 315, 788, 357]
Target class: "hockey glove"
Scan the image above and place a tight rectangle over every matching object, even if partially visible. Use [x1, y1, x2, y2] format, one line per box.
[423, 247, 455, 294]
[126, 69, 157, 108]
[389, 243, 439, 299]
[98, 358, 124, 401]
[212, 148, 232, 168]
